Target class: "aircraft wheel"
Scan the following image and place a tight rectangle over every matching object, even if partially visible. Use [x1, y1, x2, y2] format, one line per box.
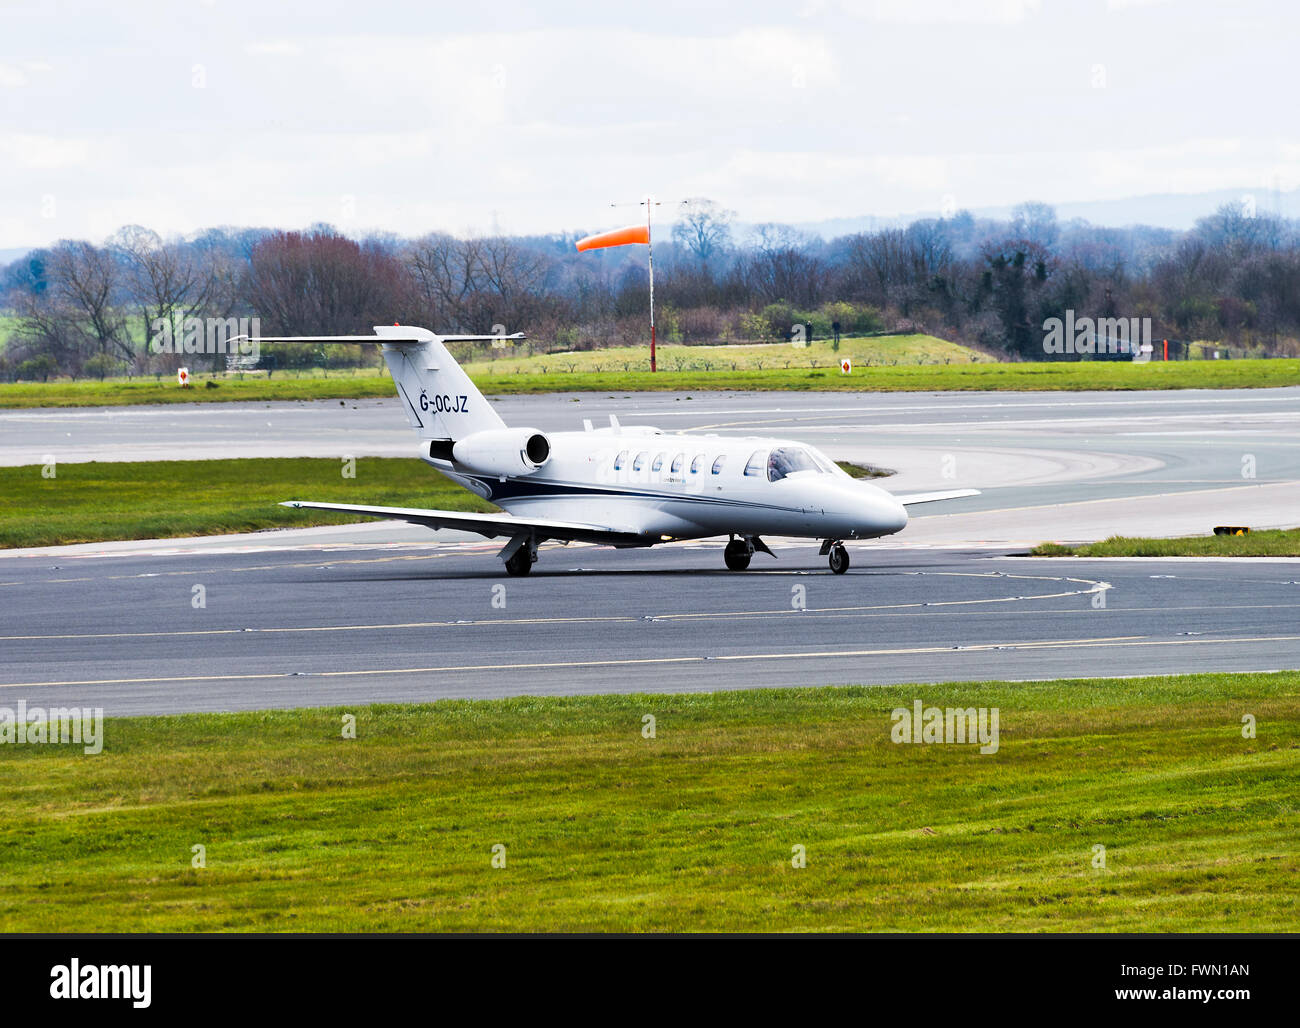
[724, 539, 752, 571]
[504, 547, 533, 576]
[828, 543, 850, 575]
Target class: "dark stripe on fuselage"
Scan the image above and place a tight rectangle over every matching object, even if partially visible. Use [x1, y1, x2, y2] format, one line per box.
[457, 472, 797, 512]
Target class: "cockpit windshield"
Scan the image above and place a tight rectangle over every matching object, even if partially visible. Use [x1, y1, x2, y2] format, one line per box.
[768, 446, 827, 482]
[807, 449, 839, 474]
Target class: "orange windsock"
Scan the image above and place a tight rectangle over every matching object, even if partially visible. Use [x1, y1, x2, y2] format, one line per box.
[575, 224, 651, 252]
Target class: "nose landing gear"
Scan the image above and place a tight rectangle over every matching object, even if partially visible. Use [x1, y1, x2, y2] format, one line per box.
[819, 539, 851, 574]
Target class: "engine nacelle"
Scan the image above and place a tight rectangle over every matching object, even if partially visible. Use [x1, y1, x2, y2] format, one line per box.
[451, 428, 551, 477]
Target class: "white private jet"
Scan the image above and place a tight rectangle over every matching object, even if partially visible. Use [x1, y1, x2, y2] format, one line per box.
[248, 325, 978, 575]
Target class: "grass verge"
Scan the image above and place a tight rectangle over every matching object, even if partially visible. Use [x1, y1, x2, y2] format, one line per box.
[0, 672, 1295, 931]
[837, 460, 894, 479]
[3, 357, 1299, 408]
[460, 334, 987, 375]
[0, 458, 494, 549]
[1033, 527, 1300, 557]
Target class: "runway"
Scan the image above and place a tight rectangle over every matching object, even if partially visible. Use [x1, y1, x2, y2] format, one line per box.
[1, 538, 1298, 715]
[2, 387, 1298, 715]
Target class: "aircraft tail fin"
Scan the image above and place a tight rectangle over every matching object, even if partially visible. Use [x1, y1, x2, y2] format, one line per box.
[237, 325, 520, 441]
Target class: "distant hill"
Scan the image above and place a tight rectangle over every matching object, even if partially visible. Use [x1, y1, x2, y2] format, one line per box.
[5, 184, 1297, 260]
[788, 186, 1298, 239]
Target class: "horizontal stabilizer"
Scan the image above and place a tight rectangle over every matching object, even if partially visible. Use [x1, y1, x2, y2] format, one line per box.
[230, 334, 423, 345]
[891, 489, 981, 506]
[227, 331, 524, 346]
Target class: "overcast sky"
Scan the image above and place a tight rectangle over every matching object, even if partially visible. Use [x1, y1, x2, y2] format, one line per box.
[2, 0, 1297, 248]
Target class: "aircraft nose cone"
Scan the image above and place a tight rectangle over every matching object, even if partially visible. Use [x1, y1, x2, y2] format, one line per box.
[861, 484, 907, 534]
[880, 496, 908, 533]
[846, 483, 908, 536]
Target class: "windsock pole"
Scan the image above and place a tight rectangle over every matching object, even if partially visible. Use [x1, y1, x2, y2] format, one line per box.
[646, 197, 656, 373]
[575, 201, 661, 372]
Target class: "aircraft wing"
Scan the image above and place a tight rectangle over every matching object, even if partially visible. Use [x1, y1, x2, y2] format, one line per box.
[280, 501, 644, 545]
[891, 489, 981, 506]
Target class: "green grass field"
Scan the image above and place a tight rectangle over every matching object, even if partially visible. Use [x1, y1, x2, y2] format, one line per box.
[3, 355, 1299, 408]
[461, 334, 989, 375]
[0, 672, 1295, 932]
[1033, 528, 1300, 558]
[0, 458, 494, 549]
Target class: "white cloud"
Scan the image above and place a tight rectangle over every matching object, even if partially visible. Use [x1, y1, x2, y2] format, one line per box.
[244, 41, 304, 57]
[0, 60, 53, 88]
[839, 0, 1043, 25]
[2, 0, 1298, 246]
[1107, 0, 1173, 10]
[0, 134, 92, 169]
[1080, 137, 1299, 196]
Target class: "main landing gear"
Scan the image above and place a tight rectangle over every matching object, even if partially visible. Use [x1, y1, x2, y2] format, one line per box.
[502, 533, 539, 576]
[722, 535, 776, 571]
[504, 547, 534, 576]
[723, 538, 752, 571]
[820, 539, 851, 574]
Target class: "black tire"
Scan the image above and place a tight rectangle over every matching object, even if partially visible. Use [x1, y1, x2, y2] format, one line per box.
[828, 544, 850, 575]
[724, 540, 752, 571]
[504, 547, 533, 576]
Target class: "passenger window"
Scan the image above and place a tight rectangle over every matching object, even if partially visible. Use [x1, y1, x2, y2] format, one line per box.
[633, 451, 649, 471]
[744, 450, 766, 476]
[712, 455, 727, 475]
[671, 453, 684, 473]
[651, 452, 666, 472]
[614, 450, 628, 471]
[690, 454, 705, 474]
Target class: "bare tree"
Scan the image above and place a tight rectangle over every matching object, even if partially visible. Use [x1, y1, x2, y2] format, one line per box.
[1011, 202, 1059, 251]
[472, 236, 551, 325]
[19, 241, 132, 373]
[243, 230, 406, 336]
[671, 198, 735, 265]
[740, 227, 825, 307]
[111, 226, 222, 359]
[842, 229, 911, 305]
[403, 234, 550, 331]
[8, 254, 83, 375]
[404, 233, 482, 329]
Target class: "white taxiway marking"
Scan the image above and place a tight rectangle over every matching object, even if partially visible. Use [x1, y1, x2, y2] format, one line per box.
[6, 634, 1299, 690]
